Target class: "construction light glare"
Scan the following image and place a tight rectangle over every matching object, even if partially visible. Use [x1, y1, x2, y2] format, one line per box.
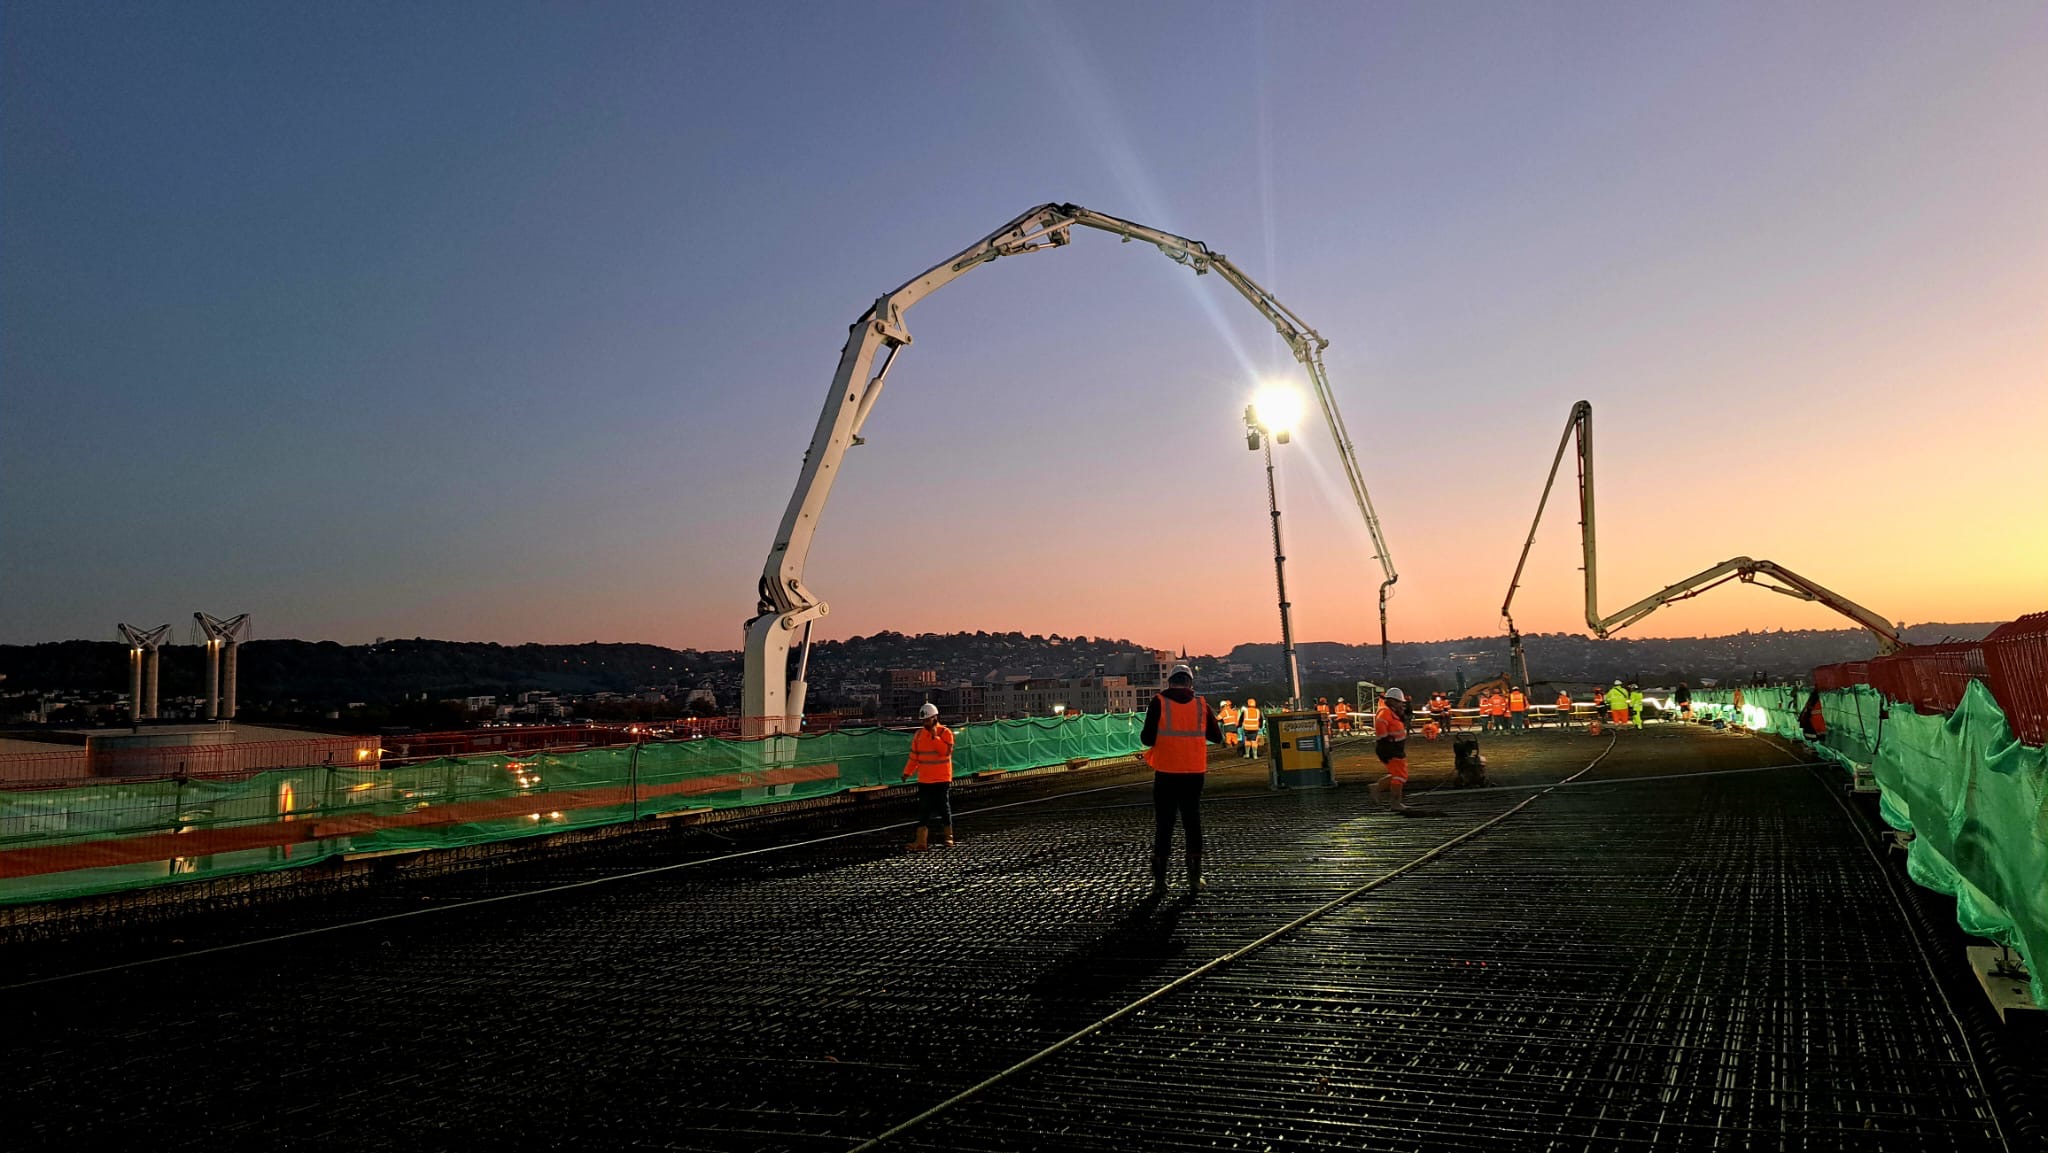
[1252, 385, 1305, 437]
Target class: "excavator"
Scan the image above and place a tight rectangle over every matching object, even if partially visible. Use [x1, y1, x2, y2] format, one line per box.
[1455, 675, 1511, 713]
[1498, 400, 1903, 687]
[742, 204, 1399, 736]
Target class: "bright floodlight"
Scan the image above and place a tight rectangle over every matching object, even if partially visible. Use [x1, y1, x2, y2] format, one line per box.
[1252, 384, 1306, 436]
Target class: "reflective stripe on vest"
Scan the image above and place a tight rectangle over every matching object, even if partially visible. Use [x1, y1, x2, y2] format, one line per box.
[1148, 693, 1209, 774]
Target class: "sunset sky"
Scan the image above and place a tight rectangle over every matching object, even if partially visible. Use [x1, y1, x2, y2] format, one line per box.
[5, 2, 2043, 653]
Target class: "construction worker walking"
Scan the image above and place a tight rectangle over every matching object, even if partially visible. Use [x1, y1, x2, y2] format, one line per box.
[901, 702, 956, 851]
[1370, 687, 1412, 812]
[1141, 664, 1223, 898]
[1239, 698, 1263, 758]
[1507, 685, 1529, 731]
[1628, 683, 1645, 729]
[1217, 699, 1241, 750]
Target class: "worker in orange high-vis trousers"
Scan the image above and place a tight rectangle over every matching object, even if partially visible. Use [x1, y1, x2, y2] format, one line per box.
[1333, 697, 1352, 734]
[1507, 685, 1529, 731]
[900, 702, 956, 851]
[1217, 699, 1241, 749]
[1141, 664, 1224, 899]
[1370, 687, 1412, 812]
[1606, 680, 1629, 726]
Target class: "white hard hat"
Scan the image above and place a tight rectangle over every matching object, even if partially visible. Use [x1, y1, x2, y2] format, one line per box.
[918, 702, 939, 719]
[1169, 663, 1194, 683]
[1384, 687, 1407, 701]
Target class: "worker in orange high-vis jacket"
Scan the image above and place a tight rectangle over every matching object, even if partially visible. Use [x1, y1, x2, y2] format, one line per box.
[1141, 664, 1224, 898]
[1555, 689, 1574, 727]
[1507, 686, 1529, 731]
[1333, 697, 1352, 734]
[1217, 699, 1241, 749]
[900, 702, 956, 851]
[1370, 687, 1412, 811]
[1428, 691, 1452, 731]
[1801, 689, 1828, 739]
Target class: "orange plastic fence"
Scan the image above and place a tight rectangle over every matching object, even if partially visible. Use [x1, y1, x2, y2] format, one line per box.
[1812, 611, 2048, 745]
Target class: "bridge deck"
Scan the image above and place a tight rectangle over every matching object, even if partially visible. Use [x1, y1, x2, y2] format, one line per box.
[1, 727, 2024, 1152]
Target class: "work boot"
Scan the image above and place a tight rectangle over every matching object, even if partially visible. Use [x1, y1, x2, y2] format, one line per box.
[942, 825, 957, 847]
[904, 826, 929, 852]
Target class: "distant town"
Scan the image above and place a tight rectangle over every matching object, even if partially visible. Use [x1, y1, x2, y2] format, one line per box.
[0, 622, 1996, 733]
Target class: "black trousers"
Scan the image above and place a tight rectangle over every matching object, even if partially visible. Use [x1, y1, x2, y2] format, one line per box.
[1150, 772, 1205, 881]
[916, 782, 952, 835]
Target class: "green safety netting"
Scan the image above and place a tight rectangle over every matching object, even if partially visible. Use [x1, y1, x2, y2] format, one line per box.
[0, 712, 1145, 906]
[1695, 682, 2048, 1006]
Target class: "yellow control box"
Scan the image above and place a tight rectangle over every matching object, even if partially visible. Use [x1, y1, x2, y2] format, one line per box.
[1266, 710, 1334, 788]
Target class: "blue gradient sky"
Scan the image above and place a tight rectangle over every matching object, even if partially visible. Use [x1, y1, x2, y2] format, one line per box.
[5, 2, 2044, 652]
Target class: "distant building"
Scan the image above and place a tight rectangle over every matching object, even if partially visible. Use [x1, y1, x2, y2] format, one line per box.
[1102, 649, 1176, 691]
[985, 674, 1141, 718]
[930, 682, 986, 723]
[884, 669, 939, 717]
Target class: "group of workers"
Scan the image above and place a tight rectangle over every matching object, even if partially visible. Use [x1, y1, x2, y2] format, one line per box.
[901, 667, 1710, 893]
[1213, 698, 1265, 757]
[1602, 680, 1645, 729]
[1474, 685, 1537, 730]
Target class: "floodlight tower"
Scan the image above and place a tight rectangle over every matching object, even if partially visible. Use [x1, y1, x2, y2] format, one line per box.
[195, 612, 250, 723]
[1245, 385, 1306, 710]
[117, 623, 173, 722]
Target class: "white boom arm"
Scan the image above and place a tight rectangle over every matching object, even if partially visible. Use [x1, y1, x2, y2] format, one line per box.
[1499, 400, 1901, 683]
[743, 202, 1398, 735]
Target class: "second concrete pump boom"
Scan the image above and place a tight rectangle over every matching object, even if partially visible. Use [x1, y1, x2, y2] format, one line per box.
[743, 202, 1399, 735]
[1499, 400, 1902, 685]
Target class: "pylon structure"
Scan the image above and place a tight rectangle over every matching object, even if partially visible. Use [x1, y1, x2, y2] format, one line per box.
[194, 612, 250, 723]
[117, 623, 173, 723]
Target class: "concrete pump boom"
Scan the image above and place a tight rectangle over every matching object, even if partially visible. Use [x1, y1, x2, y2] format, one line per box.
[743, 202, 1398, 735]
[1499, 400, 1902, 685]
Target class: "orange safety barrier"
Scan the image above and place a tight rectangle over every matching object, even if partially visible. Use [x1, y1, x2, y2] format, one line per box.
[0, 762, 842, 880]
[1811, 610, 2048, 746]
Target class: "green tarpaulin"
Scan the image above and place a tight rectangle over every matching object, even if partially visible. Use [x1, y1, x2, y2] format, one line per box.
[0, 713, 1145, 905]
[1697, 682, 2047, 1006]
